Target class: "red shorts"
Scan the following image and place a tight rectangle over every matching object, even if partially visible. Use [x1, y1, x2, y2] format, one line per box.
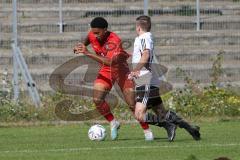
[94, 67, 134, 90]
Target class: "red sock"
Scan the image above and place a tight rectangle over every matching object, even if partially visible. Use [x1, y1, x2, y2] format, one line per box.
[96, 101, 114, 122]
[129, 107, 149, 130]
[140, 121, 149, 130]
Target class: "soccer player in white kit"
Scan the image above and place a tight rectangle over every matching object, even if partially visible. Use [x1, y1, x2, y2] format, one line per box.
[129, 15, 201, 141]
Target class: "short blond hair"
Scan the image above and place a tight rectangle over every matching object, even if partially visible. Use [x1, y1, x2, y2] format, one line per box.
[136, 15, 151, 32]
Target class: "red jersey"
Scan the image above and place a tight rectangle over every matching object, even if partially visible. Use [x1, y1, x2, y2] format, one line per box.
[88, 31, 130, 75]
[87, 31, 132, 89]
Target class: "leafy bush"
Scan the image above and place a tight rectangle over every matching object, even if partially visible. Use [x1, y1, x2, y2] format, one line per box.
[0, 95, 52, 122]
[163, 51, 240, 119]
[163, 85, 240, 118]
[0, 51, 240, 122]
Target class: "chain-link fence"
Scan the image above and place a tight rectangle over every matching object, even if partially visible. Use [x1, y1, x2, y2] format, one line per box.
[0, 0, 240, 104]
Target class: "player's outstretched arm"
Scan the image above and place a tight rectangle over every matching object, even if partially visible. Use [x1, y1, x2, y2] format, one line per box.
[129, 49, 150, 79]
[133, 49, 150, 72]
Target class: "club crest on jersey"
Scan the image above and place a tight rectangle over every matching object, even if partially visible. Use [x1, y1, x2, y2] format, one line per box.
[104, 42, 116, 51]
[105, 44, 110, 50]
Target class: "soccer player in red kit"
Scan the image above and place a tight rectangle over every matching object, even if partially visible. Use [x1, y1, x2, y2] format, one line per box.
[73, 17, 150, 140]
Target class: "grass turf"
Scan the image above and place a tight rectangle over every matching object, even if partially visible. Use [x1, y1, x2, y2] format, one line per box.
[0, 121, 239, 160]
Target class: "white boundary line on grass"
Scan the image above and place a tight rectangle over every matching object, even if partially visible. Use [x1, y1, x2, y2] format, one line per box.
[1, 143, 240, 154]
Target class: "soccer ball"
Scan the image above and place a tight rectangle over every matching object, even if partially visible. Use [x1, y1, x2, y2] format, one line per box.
[88, 124, 106, 141]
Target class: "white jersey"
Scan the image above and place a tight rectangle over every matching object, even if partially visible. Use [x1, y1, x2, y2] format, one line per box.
[132, 32, 166, 86]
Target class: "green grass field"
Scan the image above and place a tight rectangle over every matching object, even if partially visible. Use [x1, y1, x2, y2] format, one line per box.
[0, 121, 239, 160]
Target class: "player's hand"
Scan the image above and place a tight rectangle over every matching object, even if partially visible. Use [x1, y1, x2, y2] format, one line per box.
[73, 43, 88, 54]
[128, 71, 140, 80]
[128, 73, 133, 80]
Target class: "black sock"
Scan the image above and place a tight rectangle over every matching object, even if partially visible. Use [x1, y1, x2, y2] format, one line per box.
[144, 112, 168, 127]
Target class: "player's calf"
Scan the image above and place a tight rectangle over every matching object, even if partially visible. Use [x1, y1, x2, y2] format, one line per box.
[165, 110, 201, 140]
[144, 112, 176, 142]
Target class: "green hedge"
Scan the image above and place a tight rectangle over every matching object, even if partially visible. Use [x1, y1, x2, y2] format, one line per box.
[0, 84, 239, 123]
[1, 51, 240, 122]
[162, 85, 240, 119]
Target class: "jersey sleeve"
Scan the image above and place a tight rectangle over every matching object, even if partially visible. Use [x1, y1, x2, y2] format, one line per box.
[140, 36, 152, 51]
[105, 34, 129, 61]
